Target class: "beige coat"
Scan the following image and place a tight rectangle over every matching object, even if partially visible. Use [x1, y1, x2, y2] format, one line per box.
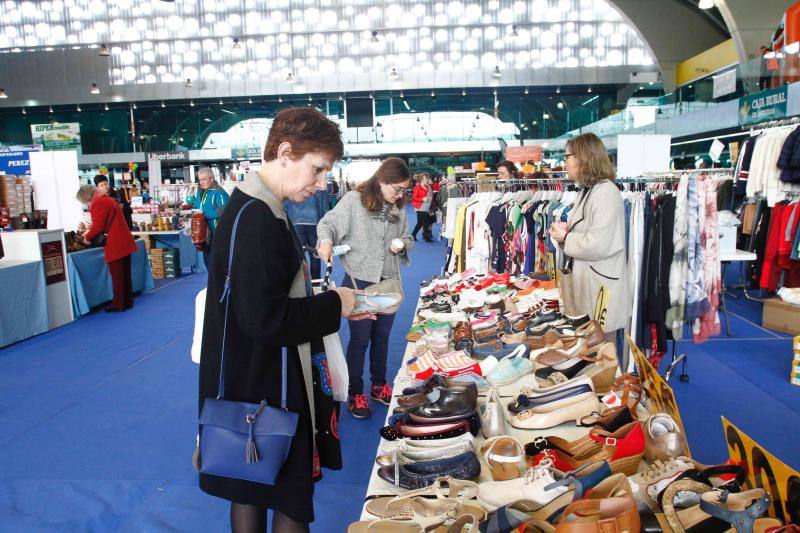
[560, 180, 630, 332]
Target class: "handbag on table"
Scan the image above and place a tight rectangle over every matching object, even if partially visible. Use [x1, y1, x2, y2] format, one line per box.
[198, 199, 298, 485]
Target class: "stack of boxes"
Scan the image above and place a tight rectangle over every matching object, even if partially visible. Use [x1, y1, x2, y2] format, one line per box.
[148, 247, 180, 279]
[149, 248, 165, 279]
[792, 336, 800, 387]
[0, 175, 32, 217]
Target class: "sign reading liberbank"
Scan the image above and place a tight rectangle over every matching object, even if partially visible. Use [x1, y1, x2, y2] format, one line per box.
[147, 151, 188, 162]
[739, 86, 788, 125]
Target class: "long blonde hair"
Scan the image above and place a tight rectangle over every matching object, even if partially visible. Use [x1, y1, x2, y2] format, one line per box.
[566, 133, 616, 187]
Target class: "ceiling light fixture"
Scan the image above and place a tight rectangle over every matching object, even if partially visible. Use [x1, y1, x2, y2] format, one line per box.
[0, 88, 6, 98]
[162, 101, 166, 108]
[248, 97, 253, 104]
[390, 67, 400, 80]
[543, 112, 550, 119]
[104, 104, 109, 111]
[557, 102, 564, 109]
[698, 0, 714, 9]
[492, 66, 501, 78]
[286, 72, 294, 83]
[587, 86, 592, 93]
[556, 87, 561, 94]
[370, 30, 379, 43]
[49, 106, 53, 113]
[185, 78, 193, 87]
[99, 44, 110, 56]
[279, 96, 283, 102]
[511, 25, 519, 38]
[309, 95, 313, 101]
[219, 99, 223, 105]
[190, 100, 195, 107]
[76, 105, 81, 112]
[232, 37, 242, 50]
[400, 91, 404, 99]
[431, 90, 435, 97]
[462, 89, 466, 96]
[339, 94, 344, 100]
[132, 102, 137, 109]
[90, 83, 100, 94]
[524, 88, 529, 95]
[22, 108, 26, 115]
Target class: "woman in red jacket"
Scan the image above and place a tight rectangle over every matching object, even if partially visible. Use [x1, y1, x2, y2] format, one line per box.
[76, 184, 139, 312]
[410, 173, 434, 242]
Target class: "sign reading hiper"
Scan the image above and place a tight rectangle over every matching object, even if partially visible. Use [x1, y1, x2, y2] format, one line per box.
[723, 417, 800, 524]
[739, 86, 788, 125]
[30, 122, 81, 151]
[147, 151, 188, 162]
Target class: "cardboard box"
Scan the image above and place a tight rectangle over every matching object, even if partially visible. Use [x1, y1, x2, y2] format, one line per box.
[763, 298, 800, 335]
[794, 335, 800, 354]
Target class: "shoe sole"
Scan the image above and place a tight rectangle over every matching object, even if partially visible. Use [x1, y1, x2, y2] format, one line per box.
[370, 395, 392, 406]
[349, 409, 371, 419]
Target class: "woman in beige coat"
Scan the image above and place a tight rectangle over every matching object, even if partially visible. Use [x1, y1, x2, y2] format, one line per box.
[549, 133, 630, 333]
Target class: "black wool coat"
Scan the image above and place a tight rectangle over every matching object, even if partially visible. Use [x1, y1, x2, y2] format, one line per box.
[198, 189, 342, 523]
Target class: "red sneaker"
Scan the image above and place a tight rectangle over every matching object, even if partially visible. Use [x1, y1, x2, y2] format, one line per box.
[347, 393, 371, 419]
[370, 383, 393, 406]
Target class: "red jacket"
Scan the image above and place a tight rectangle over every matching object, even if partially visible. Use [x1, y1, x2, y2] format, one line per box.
[411, 184, 430, 209]
[85, 193, 138, 263]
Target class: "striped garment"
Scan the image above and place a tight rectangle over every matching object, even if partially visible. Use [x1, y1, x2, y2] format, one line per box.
[685, 175, 711, 322]
[405, 350, 475, 375]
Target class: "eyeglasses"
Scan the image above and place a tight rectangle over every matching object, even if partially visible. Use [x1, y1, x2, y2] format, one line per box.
[389, 184, 411, 194]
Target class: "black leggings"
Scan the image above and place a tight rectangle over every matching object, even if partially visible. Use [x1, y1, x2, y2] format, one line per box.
[412, 210, 433, 239]
[231, 503, 309, 533]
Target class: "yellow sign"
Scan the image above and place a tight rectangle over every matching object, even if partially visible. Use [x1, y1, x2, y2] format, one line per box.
[676, 39, 739, 87]
[593, 284, 609, 328]
[627, 335, 692, 457]
[722, 417, 800, 524]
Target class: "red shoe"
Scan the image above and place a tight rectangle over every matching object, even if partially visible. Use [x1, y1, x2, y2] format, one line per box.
[370, 383, 393, 406]
[348, 393, 371, 419]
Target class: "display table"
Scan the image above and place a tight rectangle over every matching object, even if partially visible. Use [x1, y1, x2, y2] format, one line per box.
[0, 259, 49, 348]
[132, 231, 206, 273]
[67, 239, 155, 317]
[719, 249, 760, 336]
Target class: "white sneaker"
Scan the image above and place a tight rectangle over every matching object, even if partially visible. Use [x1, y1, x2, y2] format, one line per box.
[477, 460, 568, 512]
[627, 456, 695, 511]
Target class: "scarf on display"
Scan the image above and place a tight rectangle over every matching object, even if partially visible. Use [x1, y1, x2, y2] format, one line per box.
[666, 175, 689, 339]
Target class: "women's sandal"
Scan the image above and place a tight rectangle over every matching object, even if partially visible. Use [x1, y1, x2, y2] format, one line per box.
[480, 435, 525, 481]
[577, 373, 642, 430]
[534, 342, 619, 394]
[365, 476, 480, 518]
[348, 496, 461, 532]
[644, 412, 686, 463]
[700, 489, 781, 533]
[554, 497, 640, 532]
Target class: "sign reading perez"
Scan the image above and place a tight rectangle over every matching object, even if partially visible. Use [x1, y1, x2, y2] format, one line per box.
[147, 151, 188, 162]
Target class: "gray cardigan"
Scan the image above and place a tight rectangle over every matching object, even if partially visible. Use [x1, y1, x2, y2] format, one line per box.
[316, 191, 413, 284]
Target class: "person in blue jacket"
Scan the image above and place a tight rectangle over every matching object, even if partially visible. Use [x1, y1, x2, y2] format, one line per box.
[187, 167, 229, 266]
[284, 188, 329, 280]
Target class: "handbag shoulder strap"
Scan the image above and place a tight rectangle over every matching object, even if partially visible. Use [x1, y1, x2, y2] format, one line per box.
[216, 198, 287, 408]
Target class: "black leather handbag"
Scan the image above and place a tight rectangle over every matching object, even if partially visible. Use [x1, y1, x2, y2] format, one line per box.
[198, 199, 299, 484]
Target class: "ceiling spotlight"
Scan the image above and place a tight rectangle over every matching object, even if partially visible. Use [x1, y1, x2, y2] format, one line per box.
[232, 37, 242, 50]
[698, 0, 714, 8]
[524, 87, 529, 95]
[390, 67, 400, 80]
[185, 78, 193, 87]
[492, 66, 502, 78]
[309, 94, 313, 101]
[49, 106, 53, 113]
[104, 103, 109, 111]
[400, 91, 404, 99]
[587, 87, 592, 93]
[132, 102, 137, 109]
[370, 30, 379, 43]
[190, 100, 195, 106]
[511, 25, 519, 38]
[22, 108, 26, 115]
[76, 104, 81, 112]
[462, 89, 466, 96]
[543, 112, 550, 119]
[532, 120, 538, 125]
[370, 93, 374, 99]
[90, 83, 100, 94]
[278, 96, 283, 102]
[556, 87, 561, 94]
[0, 88, 6, 98]
[99, 44, 110, 56]
[339, 94, 344, 100]
[248, 97, 252, 104]
[218, 99, 223, 105]
[286, 72, 294, 83]
[557, 102, 564, 109]
[161, 101, 166, 108]
[431, 90, 435, 97]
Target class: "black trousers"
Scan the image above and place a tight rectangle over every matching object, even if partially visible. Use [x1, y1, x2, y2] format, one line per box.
[412, 210, 433, 240]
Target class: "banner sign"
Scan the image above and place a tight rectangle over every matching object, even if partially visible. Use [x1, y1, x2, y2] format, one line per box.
[0, 150, 33, 175]
[40, 241, 66, 285]
[30, 123, 81, 151]
[722, 417, 800, 524]
[713, 69, 737, 99]
[147, 151, 188, 162]
[231, 146, 262, 160]
[627, 335, 692, 457]
[739, 86, 788, 125]
[505, 145, 543, 163]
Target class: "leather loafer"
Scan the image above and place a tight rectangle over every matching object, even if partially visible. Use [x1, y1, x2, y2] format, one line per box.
[407, 385, 479, 423]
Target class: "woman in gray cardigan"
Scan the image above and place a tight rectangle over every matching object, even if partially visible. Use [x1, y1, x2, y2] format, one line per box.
[549, 133, 630, 334]
[317, 157, 413, 419]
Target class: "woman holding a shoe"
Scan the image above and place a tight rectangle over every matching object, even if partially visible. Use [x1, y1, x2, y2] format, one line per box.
[317, 157, 414, 419]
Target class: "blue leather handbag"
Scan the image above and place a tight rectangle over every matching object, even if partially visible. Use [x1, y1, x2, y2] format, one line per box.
[199, 199, 299, 485]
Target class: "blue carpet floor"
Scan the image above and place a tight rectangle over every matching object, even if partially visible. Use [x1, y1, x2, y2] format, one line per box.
[1, 219, 799, 531]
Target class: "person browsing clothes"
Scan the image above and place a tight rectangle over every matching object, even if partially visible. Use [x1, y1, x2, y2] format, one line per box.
[317, 157, 414, 420]
[548, 133, 629, 335]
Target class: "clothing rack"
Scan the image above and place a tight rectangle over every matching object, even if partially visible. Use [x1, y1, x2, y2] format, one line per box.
[743, 115, 800, 134]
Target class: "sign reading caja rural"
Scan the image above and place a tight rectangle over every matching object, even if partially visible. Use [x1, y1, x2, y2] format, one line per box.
[739, 86, 788, 125]
[30, 123, 81, 151]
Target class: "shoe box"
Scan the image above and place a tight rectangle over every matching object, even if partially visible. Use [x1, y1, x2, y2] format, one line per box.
[163, 248, 180, 278]
[762, 298, 800, 336]
[149, 248, 165, 279]
[792, 336, 800, 387]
